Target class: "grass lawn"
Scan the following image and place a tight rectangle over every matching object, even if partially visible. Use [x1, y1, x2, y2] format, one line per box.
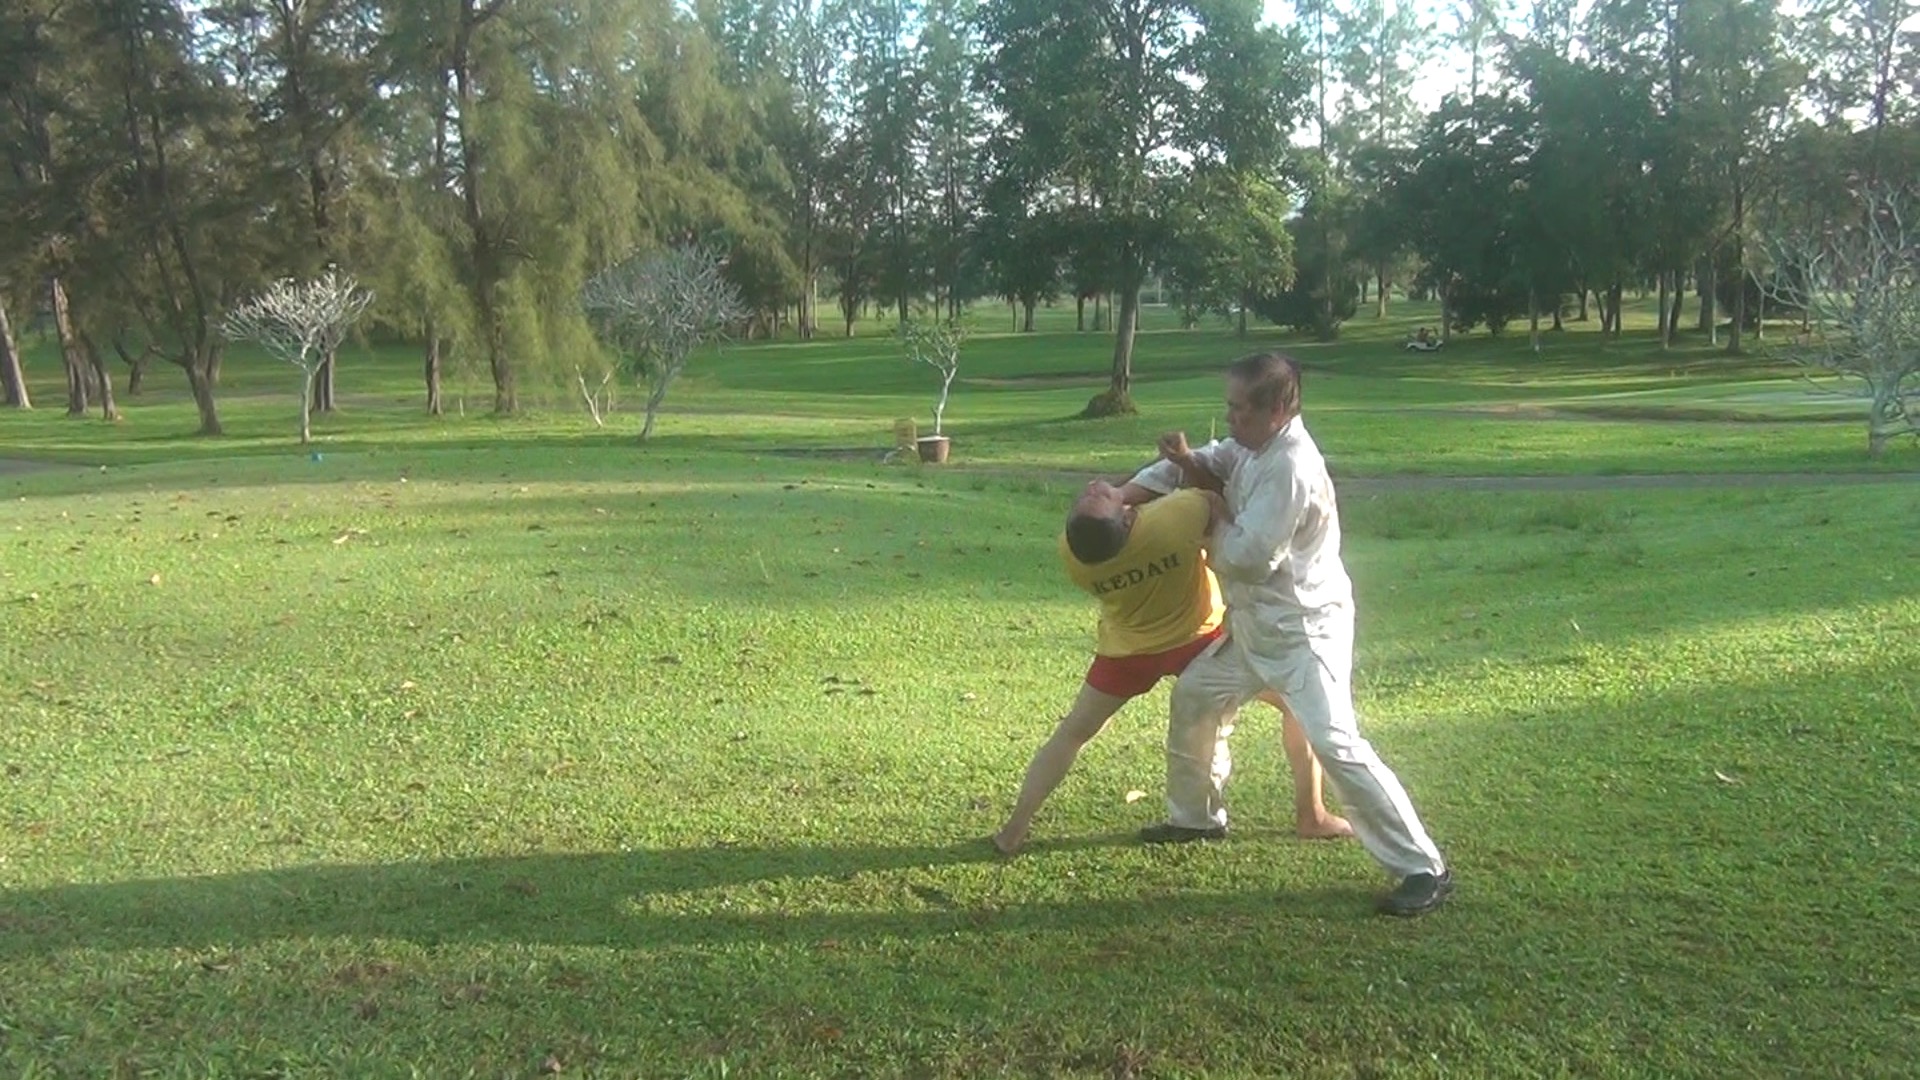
[1, 303, 1917, 1077]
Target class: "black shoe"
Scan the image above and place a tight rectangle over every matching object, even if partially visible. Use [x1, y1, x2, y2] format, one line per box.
[1378, 869, 1454, 917]
[1138, 822, 1227, 844]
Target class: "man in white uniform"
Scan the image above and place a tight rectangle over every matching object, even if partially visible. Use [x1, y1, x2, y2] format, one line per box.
[1126, 352, 1453, 917]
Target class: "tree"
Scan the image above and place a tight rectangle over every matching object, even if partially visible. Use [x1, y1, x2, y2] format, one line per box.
[0, 294, 27, 408]
[222, 270, 374, 444]
[1330, 0, 1430, 316]
[202, 0, 384, 414]
[61, 0, 268, 435]
[1345, 143, 1416, 317]
[842, 0, 925, 324]
[1163, 169, 1295, 335]
[1449, 0, 1509, 108]
[1254, 202, 1360, 334]
[898, 316, 970, 436]
[766, 0, 841, 339]
[979, 0, 1310, 416]
[0, 0, 109, 418]
[1794, 0, 1919, 184]
[1331, 0, 1429, 151]
[1400, 94, 1540, 340]
[920, 0, 985, 320]
[1755, 186, 1920, 458]
[975, 174, 1061, 331]
[1679, 0, 1797, 354]
[381, 0, 652, 416]
[581, 245, 746, 441]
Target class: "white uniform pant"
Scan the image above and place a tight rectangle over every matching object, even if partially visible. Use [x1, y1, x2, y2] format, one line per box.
[1166, 632, 1445, 880]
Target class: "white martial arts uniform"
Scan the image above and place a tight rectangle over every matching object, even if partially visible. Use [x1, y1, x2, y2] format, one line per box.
[1131, 423, 1446, 880]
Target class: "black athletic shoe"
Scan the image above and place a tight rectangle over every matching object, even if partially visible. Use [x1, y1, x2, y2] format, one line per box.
[1378, 869, 1454, 917]
[1138, 822, 1228, 844]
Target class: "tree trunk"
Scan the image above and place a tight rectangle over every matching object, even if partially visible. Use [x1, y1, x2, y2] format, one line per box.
[1727, 184, 1746, 356]
[51, 277, 88, 416]
[1439, 281, 1452, 343]
[1084, 284, 1140, 417]
[184, 359, 222, 435]
[452, 12, 512, 415]
[299, 370, 313, 444]
[311, 350, 337, 413]
[1076, 295, 1086, 331]
[1022, 298, 1036, 333]
[1666, 271, 1685, 341]
[0, 296, 28, 408]
[641, 376, 672, 441]
[800, 244, 815, 341]
[1608, 280, 1624, 340]
[1318, 224, 1334, 335]
[81, 334, 119, 420]
[1657, 272, 1671, 349]
[484, 303, 514, 413]
[1238, 292, 1248, 337]
[1375, 262, 1389, 318]
[1528, 283, 1540, 353]
[1577, 284, 1589, 322]
[1696, 255, 1714, 332]
[1704, 258, 1719, 346]
[424, 325, 443, 415]
[112, 336, 149, 395]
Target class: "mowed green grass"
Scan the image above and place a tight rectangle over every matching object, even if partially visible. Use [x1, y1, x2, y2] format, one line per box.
[3, 298, 1913, 476]
[1, 303, 1917, 1077]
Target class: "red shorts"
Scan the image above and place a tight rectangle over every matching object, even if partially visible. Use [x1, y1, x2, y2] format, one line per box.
[1084, 627, 1225, 699]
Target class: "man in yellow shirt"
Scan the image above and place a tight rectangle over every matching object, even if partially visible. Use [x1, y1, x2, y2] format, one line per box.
[992, 478, 1351, 855]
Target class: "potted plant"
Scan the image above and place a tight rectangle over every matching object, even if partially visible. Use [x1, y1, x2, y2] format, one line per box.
[898, 316, 969, 463]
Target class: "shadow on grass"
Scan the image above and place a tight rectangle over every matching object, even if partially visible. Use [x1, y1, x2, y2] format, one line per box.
[0, 833, 1395, 960]
[2, 631, 1918, 1076]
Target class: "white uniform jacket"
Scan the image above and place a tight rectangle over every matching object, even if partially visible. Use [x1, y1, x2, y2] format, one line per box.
[1129, 420, 1356, 691]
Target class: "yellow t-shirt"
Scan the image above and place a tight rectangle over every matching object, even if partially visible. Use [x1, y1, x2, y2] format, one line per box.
[1060, 489, 1225, 658]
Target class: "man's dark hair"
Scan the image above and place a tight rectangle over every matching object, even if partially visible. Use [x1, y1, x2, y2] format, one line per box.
[1065, 511, 1129, 565]
[1226, 351, 1302, 419]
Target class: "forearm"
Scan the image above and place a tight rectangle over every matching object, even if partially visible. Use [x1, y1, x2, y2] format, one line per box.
[1123, 458, 1184, 501]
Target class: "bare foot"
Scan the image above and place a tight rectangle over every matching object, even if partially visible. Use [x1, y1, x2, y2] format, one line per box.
[991, 828, 1025, 856]
[1297, 814, 1354, 840]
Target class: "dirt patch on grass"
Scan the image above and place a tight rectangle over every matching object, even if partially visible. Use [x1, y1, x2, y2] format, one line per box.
[960, 374, 1106, 389]
[763, 446, 896, 463]
[1335, 472, 1913, 493]
[945, 462, 1916, 493]
[0, 458, 60, 475]
[1447, 402, 1858, 424]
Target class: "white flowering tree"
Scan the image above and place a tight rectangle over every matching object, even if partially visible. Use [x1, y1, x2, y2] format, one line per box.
[581, 245, 745, 440]
[1755, 186, 1920, 458]
[222, 270, 373, 444]
[898, 316, 970, 437]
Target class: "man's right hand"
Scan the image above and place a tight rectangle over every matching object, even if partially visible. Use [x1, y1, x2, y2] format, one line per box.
[1159, 430, 1224, 493]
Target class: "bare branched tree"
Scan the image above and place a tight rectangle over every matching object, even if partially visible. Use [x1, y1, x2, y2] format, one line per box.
[898, 317, 971, 437]
[582, 245, 746, 440]
[222, 270, 374, 444]
[575, 361, 618, 427]
[1754, 186, 1920, 457]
